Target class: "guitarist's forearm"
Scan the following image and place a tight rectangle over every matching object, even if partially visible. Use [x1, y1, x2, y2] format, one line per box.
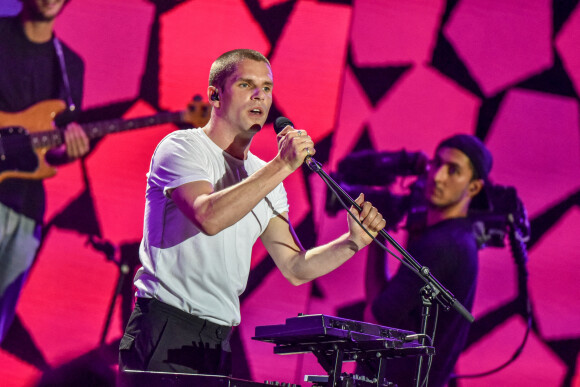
[45, 145, 72, 165]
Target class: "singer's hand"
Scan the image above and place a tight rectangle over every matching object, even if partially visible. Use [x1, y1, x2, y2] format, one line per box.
[347, 193, 386, 251]
[276, 126, 316, 171]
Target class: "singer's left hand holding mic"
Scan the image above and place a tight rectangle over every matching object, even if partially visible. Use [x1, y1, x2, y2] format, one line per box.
[276, 125, 316, 171]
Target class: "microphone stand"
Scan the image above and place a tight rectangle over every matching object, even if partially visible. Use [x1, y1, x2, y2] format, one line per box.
[304, 156, 474, 387]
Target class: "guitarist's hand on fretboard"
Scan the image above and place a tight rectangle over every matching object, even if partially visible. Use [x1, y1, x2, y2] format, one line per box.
[46, 122, 90, 165]
[64, 122, 90, 159]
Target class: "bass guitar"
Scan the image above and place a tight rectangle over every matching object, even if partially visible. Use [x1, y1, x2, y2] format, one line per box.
[0, 98, 210, 184]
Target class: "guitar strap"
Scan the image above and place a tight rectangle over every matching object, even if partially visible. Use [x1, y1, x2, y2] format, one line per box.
[53, 37, 76, 112]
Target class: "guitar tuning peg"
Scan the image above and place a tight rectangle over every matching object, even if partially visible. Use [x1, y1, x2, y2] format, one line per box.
[192, 94, 203, 102]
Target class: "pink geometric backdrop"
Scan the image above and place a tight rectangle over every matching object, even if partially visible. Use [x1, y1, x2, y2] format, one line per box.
[1, 1, 579, 386]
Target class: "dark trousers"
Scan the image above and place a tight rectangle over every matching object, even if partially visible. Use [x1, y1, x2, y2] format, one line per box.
[119, 297, 232, 375]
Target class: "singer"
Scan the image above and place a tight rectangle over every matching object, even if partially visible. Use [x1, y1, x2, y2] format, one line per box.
[118, 49, 386, 376]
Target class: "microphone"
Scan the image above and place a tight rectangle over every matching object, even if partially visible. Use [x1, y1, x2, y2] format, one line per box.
[274, 116, 316, 167]
[274, 116, 294, 134]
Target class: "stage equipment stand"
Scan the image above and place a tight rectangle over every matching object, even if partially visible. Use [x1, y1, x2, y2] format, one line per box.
[87, 236, 133, 346]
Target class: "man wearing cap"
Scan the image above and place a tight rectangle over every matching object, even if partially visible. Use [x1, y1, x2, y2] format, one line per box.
[364, 134, 493, 387]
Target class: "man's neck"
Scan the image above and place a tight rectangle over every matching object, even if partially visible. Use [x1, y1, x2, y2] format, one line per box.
[203, 118, 254, 160]
[21, 16, 56, 43]
[426, 203, 469, 227]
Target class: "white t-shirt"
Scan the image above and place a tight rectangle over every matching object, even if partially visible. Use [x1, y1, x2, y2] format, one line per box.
[134, 128, 289, 326]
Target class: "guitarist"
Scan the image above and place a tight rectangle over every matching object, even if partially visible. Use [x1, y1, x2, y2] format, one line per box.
[0, 0, 89, 344]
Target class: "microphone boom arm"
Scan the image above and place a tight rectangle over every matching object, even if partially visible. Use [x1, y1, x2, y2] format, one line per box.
[273, 115, 473, 323]
[306, 156, 474, 323]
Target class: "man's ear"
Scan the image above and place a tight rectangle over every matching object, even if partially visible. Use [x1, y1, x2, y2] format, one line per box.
[208, 86, 220, 108]
[468, 179, 484, 199]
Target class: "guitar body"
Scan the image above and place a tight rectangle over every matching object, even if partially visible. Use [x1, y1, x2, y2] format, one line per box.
[0, 97, 210, 185]
[0, 99, 67, 183]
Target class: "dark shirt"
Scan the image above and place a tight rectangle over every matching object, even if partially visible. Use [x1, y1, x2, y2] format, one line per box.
[371, 217, 479, 387]
[0, 16, 84, 222]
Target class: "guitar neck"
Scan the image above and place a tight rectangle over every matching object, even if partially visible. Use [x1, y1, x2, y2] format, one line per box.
[30, 110, 184, 149]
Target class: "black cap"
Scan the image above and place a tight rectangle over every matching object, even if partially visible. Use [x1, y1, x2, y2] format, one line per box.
[437, 134, 493, 209]
[437, 134, 492, 182]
